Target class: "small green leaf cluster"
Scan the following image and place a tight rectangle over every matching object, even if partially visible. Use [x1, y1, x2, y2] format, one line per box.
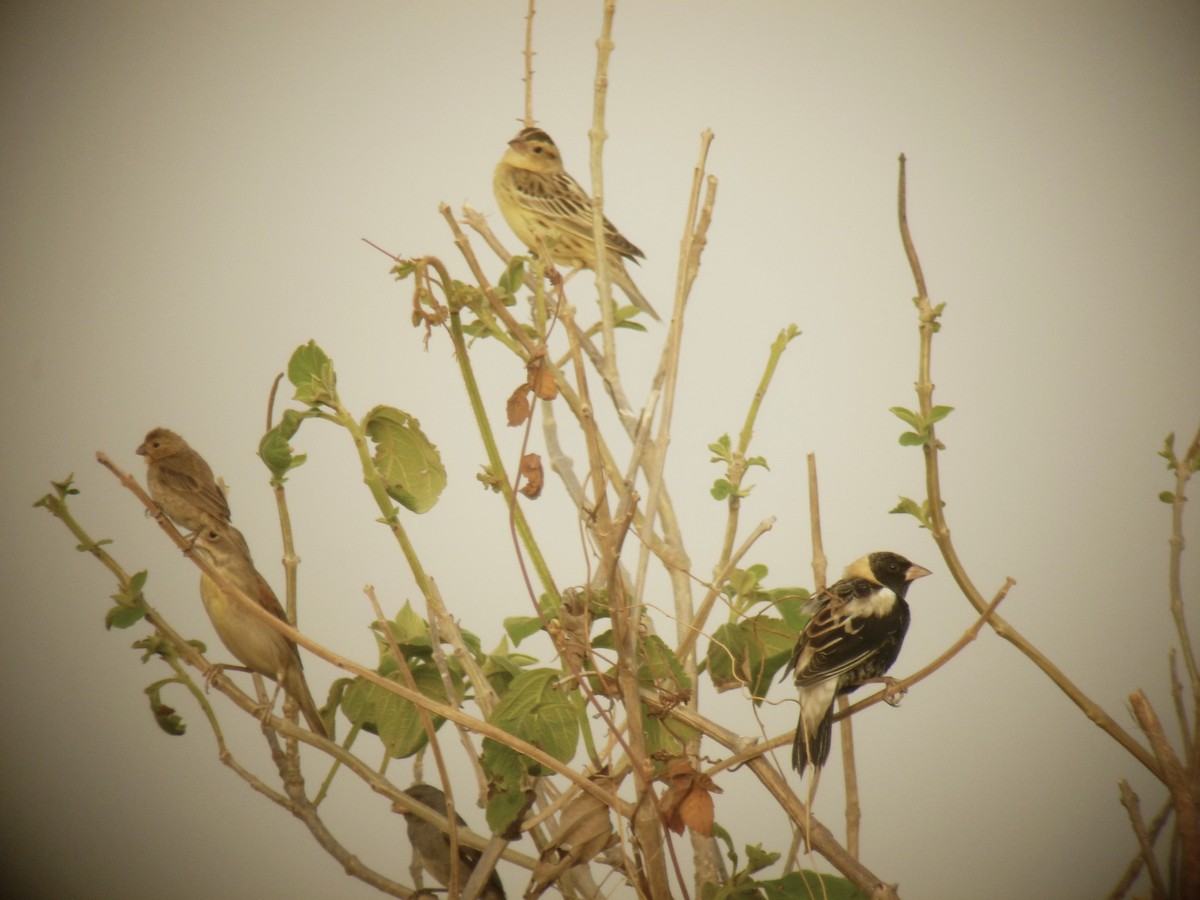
[890, 405, 954, 447]
[890, 495, 936, 530]
[709, 434, 769, 501]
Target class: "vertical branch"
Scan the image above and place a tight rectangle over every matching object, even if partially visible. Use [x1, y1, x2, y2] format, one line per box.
[806, 454, 827, 592]
[1129, 690, 1200, 896]
[1166, 427, 1200, 696]
[1117, 780, 1168, 899]
[808, 453, 860, 856]
[836, 697, 860, 859]
[522, 0, 537, 126]
[588, 0, 619, 370]
[895, 154, 1164, 783]
[562, 304, 672, 900]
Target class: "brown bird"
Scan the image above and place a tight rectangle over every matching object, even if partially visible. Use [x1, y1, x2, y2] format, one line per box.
[402, 784, 506, 900]
[493, 126, 660, 321]
[192, 523, 327, 738]
[136, 428, 231, 535]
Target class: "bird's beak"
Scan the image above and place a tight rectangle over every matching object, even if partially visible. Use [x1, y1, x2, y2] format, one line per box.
[905, 564, 933, 581]
[136, 443, 147, 456]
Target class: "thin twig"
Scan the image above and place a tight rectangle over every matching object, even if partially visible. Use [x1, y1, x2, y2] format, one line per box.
[1130, 691, 1200, 895]
[522, 0, 536, 126]
[1166, 426, 1200, 697]
[836, 578, 1013, 722]
[1108, 797, 1173, 899]
[895, 154, 1165, 784]
[1118, 780, 1167, 898]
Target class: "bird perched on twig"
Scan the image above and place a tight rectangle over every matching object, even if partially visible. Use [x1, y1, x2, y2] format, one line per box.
[192, 523, 327, 738]
[493, 126, 660, 321]
[786, 551, 931, 774]
[402, 783, 506, 900]
[136, 428, 231, 536]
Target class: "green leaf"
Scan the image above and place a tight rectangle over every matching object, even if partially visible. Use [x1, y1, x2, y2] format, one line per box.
[146, 682, 186, 736]
[502, 594, 560, 646]
[642, 706, 699, 763]
[890, 496, 931, 529]
[341, 666, 448, 758]
[259, 409, 313, 480]
[363, 405, 447, 514]
[707, 613, 796, 702]
[706, 623, 747, 693]
[898, 431, 926, 447]
[889, 406, 921, 429]
[639, 635, 691, 692]
[498, 256, 528, 297]
[128, 570, 148, 595]
[105, 604, 147, 630]
[745, 455, 769, 471]
[481, 740, 529, 835]
[375, 600, 431, 647]
[928, 405, 955, 424]
[1159, 432, 1176, 467]
[743, 843, 781, 875]
[485, 669, 578, 769]
[503, 615, 545, 645]
[1159, 491, 1176, 504]
[288, 340, 338, 407]
[711, 479, 735, 501]
[770, 587, 811, 631]
[708, 434, 733, 463]
[760, 871, 866, 900]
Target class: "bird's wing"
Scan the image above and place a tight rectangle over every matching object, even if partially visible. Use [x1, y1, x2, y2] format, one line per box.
[788, 579, 903, 686]
[159, 462, 231, 521]
[510, 168, 644, 262]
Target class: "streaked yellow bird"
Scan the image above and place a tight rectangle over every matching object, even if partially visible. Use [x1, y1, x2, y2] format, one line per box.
[193, 524, 327, 738]
[493, 126, 659, 321]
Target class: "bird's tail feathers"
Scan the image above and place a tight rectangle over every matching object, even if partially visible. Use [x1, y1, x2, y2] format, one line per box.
[284, 665, 328, 738]
[610, 263, 661, 321]
[793, 704, 834, 774]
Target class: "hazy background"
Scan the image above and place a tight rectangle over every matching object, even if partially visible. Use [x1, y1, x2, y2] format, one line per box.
[3, 2, 1198, 898]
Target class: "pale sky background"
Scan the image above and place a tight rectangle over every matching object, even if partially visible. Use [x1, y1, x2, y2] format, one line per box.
[3, 2, 1198, 898]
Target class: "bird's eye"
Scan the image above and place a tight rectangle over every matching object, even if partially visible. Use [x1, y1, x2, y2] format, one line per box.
[532, 146, 543, 154]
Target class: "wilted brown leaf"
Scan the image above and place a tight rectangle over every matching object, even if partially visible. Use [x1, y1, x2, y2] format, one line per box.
[657, 758, 721, 837]
[519, 453, 544, 499]
[526, 772, 616, 899]
[528, 363, 558, 401]
[507, 382, 532, 427]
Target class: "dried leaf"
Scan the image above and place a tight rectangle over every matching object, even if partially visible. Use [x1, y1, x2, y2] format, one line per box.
[519, 453, 544, 499]
[657, 758, 721, 837]
[507, 383, 532, 427]
[526, 772, 616, 899]
[529, 364, 558, 401]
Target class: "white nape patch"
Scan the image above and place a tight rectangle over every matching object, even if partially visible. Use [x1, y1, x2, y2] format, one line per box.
[843, 586, 897, 619]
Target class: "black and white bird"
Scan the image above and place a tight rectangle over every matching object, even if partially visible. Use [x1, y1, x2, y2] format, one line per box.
[786, 551, 931, 774]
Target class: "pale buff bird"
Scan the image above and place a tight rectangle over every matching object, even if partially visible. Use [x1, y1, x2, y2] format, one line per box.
[493, 126, 659, 321]
[137, 428, 231, 535]
[192, 523, 327, 738]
